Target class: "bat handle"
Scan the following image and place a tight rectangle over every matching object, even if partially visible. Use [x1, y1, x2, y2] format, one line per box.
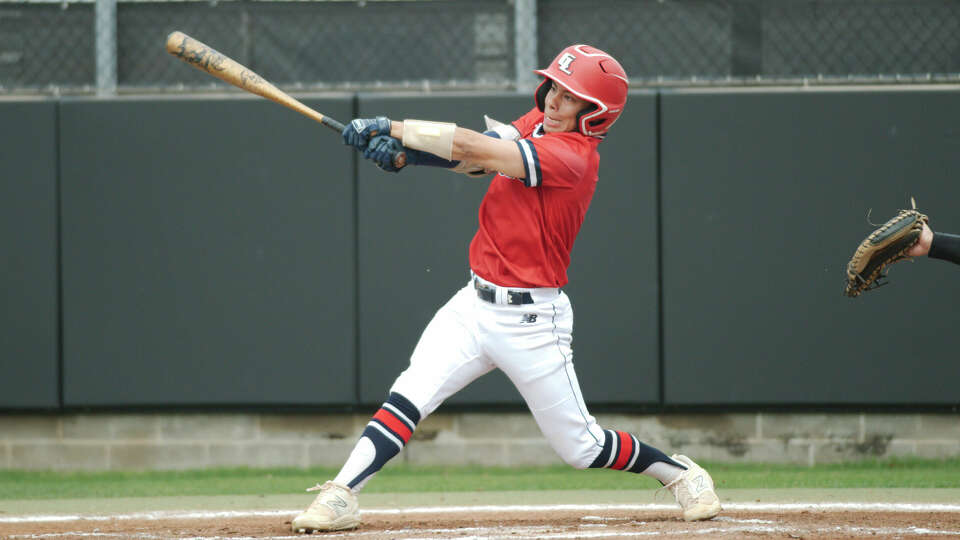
[321, 116, 345, 133]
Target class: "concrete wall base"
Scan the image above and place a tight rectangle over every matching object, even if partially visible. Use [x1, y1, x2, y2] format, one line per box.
[1, 412, 957, 470]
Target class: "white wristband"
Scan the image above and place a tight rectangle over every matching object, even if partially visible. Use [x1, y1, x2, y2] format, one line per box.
[402, 119, 457, 161]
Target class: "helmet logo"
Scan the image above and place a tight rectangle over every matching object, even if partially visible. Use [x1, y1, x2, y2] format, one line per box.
[557, 53, 576, 74]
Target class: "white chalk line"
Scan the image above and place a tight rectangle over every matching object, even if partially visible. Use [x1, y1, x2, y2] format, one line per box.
[4, 502, 960, 525]
[9, 522, 960, 540]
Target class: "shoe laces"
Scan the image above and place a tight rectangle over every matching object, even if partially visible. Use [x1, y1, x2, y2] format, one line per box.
[306, 481, 332, 493]
[303, 481, 338, 512]
[655, 473, 686, 503]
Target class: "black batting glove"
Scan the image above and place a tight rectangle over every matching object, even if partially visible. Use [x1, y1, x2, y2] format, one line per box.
[363, 135, 407, 173]
[342, 116, 391, 151]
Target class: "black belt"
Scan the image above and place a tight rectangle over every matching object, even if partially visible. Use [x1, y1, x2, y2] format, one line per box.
[473, 277, 534, 305]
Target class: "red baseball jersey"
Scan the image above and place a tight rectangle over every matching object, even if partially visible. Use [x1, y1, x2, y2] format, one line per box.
[468, 107, 602, 288]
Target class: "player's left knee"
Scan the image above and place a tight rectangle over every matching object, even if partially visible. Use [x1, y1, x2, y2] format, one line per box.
[541, 425, 606, 469]
[556, 445, 599, 470]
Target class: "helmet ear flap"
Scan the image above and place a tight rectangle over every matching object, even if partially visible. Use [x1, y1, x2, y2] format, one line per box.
[576, 104, 599, 133]
[535, 78, 551, 111]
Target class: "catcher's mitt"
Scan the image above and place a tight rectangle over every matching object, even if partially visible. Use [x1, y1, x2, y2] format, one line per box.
[844, 199, 928, 297]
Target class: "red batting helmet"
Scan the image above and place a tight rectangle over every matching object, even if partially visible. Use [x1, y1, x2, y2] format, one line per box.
[534, 44, 629, 137]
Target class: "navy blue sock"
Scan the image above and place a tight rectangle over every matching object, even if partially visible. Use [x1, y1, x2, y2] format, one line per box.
[344, 392, 421, 489]
[587, 429, 685, 473]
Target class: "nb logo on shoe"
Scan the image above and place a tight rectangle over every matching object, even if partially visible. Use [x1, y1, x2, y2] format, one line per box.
[693, 475, 706, 494]
[325, 496, 349, 513]
[521, 313, 538, 324]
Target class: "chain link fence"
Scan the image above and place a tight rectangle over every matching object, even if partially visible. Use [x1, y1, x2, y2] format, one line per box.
[2, 0, 959, 95]
[539, 0, 960, 85]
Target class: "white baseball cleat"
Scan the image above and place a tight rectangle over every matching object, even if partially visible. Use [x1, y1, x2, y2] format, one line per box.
[291, 481, 360, 533]
[663, 454, 721, 521]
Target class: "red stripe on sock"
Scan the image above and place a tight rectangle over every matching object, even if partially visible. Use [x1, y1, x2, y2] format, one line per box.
[611, 431, 634, 470]
[373, 409, 412, 444]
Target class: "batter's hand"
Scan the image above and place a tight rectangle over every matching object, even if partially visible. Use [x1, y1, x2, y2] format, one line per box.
[363, 135, 407, 173]
[342, 117, 391, 150]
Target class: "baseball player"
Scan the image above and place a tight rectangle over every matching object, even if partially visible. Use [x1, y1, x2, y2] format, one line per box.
[291, 44, 721, 533]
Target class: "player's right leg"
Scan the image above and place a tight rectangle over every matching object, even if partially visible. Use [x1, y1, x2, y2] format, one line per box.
[292, 283, 493, 533]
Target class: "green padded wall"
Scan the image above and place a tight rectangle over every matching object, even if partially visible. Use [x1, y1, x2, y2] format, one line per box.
[0, 101, 60, 408]
[660, 88, 960, 405]
[7, 87, 957, 411]
[58, 96, 357, 406]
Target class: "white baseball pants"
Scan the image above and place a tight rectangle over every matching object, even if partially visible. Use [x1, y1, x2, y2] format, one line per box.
[390, 276, 607, 468]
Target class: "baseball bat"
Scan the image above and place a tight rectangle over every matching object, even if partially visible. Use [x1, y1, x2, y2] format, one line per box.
[164, 31, 405, 168]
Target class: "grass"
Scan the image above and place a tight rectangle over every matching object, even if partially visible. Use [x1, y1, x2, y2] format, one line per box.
[2, 458, 959, 500]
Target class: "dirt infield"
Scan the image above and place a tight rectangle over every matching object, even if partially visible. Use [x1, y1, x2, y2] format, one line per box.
[4, 503, 960, 539]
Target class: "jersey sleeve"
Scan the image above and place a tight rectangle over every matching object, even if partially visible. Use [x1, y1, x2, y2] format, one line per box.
[515, 133, 589, 189]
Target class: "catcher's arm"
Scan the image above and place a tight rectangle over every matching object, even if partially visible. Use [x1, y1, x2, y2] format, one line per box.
[904, 222, 960, 266]
[926, 229, 960, 265]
